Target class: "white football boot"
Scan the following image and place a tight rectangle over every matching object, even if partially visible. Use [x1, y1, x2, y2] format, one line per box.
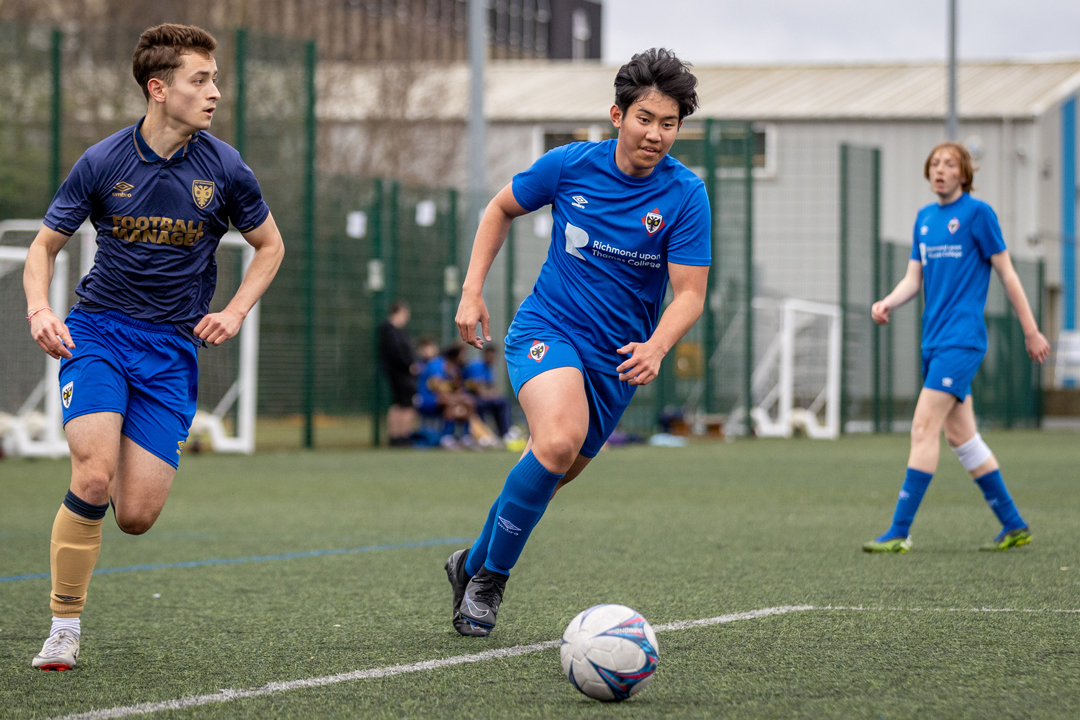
[32, 630, 80, 671]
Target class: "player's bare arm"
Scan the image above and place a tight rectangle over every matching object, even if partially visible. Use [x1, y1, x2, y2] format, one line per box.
[24, 225, 77, 359]
[989, 250, 1050, 363]
[871, 259, 923, 325]
[616, 262, 708, 386]
[455, 184, 529, 348]
[194, 212, 285, 346]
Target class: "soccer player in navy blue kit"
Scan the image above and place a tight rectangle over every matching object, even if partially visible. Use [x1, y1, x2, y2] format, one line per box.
[445, 49, 710, 636]
[862, 142, 1049, 554]
[23, 25, 284, 669]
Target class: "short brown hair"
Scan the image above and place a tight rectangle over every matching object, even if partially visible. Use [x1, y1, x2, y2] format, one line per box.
[133, 24, 217, 102]
[923, 141, 977, 193]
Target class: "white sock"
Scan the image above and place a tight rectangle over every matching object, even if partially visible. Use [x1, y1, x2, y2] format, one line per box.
[51, 616, 80, 638]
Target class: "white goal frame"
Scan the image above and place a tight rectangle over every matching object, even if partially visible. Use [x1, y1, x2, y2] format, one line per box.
[750, 298, 842, 440]
[0, 223, 258, 457]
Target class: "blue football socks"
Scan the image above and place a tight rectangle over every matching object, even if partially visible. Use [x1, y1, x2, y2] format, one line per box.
[878, 468, 933, 541]
[974, 469, 1026, 532]
[464, 500, 499, 576]
[482, 450, 564, 575]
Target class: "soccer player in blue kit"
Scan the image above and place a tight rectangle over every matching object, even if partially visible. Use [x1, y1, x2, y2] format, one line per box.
[862, 142, 1049, 554]
[23, 25, 284, 669]
[445, 49, 711, 636]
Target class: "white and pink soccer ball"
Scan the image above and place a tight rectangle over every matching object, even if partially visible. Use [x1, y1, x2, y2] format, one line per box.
[560, 604, 659, 702]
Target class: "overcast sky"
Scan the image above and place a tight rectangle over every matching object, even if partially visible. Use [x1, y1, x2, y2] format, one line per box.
[603, 0, 1080, 66]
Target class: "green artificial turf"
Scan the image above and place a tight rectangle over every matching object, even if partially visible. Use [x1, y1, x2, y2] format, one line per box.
[1, 431, 1078, 719]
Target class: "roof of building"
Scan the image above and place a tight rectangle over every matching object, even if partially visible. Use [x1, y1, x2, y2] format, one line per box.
[319, 58, 1080, 123]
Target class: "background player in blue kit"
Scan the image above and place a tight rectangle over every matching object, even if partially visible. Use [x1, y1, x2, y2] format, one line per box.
[23, 24, 284, 669]
[862, 142, 1050, 554]
[445, 49, 711, 636]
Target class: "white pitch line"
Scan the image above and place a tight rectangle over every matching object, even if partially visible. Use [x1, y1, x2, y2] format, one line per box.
[47, 604, 1078, 720]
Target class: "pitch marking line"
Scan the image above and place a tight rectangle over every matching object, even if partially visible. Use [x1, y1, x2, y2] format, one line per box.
[48, 605, 1079, 720]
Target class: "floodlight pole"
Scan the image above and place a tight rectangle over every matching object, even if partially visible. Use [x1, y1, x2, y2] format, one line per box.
[467, 0, 487, 264]
[947, 0, 959, 140]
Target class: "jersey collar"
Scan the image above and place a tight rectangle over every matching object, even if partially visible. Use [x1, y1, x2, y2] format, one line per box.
[132, 116, 201, 163]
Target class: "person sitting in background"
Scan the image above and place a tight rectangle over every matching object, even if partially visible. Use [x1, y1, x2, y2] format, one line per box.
[416, 342, 476, 448]
[378, 300, 419, 447]
[463, 345, 512, 440]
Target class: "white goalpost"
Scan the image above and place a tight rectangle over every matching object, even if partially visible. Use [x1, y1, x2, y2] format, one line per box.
[0, 223, 258, 458]
[750, 297, 842, 440]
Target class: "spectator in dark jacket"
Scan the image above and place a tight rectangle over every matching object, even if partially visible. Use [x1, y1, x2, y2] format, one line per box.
[378, 301, 419, 446]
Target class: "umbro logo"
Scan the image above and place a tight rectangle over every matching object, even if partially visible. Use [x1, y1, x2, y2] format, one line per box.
[498, 516, 523, 535]
[112, 181, 134, 198]
[571, 195, 588, 209]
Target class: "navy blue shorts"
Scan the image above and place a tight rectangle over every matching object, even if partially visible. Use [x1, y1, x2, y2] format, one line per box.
[59, 308, 198, 468]
[505, 307, 635, 458]
[921, 346, 985, 401]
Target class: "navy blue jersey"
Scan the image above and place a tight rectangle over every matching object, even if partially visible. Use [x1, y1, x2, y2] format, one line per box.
[910, 193, 1007, 351]
[44, 118, 270, 341]
[511, 140, 711, 374]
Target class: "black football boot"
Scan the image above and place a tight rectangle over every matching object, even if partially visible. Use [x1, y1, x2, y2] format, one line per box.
[444, 548, 476, 636]
[456, 566, 508, 637]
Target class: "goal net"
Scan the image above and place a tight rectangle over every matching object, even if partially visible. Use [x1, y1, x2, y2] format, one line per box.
[750, 298, 841, 439]
[0, 223, 258, 457]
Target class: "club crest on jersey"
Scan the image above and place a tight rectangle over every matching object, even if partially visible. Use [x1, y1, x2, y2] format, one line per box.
[192, 180, 215, 209]
[62, 381, 73, 409]
[642, 208, 665, 235]
[948, 217, 960, 234]
[528, 341, 548, 363]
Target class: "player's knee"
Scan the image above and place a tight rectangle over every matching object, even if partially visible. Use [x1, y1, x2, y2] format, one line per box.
[909, 417, 939, 445]
[113, 508, 158, 535]
[533, 434, 583, 472]
[69, 471, 111, 506]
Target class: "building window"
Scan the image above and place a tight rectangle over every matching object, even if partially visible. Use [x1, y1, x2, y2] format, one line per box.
[571, 9, 590, 62]
[668, 123, 777, 179]
[540, 125, 611, 156]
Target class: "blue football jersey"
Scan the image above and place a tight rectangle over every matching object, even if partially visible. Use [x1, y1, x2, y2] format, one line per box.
[462, 358, 493, 388]
[44, 118, 270, 342]
[417, 357, 451, 406]
[511, 140, 711, 374]
[910, 193, 1007, 351]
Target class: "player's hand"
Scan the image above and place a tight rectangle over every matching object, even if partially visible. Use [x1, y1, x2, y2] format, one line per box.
[1025, 330, 1050, 364]
[616, 341, 664, 385]
[456, 291, 490, 349]
[30, 309, 75, 359]
[194, 308, 244, 346]
[871, 300, 891, 325]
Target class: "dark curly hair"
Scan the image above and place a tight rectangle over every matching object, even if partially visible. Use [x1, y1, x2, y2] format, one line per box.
[614, 48, 699, 121]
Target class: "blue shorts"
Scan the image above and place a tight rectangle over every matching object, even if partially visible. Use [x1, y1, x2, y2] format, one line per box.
[921, 346, 985, 401]
[59, 308, 198, 468]
[505, 307, 635, 458]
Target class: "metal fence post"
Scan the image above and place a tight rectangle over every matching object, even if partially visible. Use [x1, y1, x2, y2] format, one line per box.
[446, 187, 460, 345]
[703, 118, 717, 414]
[743, 122, 754, 436]
[49, 29, 62, 197]
[839, 144, 849, 435]
[302, 39, 317, 449]
[872, 148, 882, 432]
[234, 28, 247, 157]
[370, 179, 385, 447]
[505, 219, 516, 332]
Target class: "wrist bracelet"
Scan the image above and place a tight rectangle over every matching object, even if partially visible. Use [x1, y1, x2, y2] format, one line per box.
[26, 306, 52, 324]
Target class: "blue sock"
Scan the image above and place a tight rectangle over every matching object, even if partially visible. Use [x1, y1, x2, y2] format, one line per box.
[974, 470, 1026, 532]
[442, 420, 455, 437]
[484, 451, 564, 575]
[464, 500, 498, 576]
[878, 468, 933, 540]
